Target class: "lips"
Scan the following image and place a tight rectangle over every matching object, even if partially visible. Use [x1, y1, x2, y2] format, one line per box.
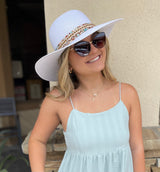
[86, 55, 101, 63]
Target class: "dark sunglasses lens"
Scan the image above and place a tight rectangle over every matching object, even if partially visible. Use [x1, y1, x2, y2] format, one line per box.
[92, 32, 106, 48]
[74, 41, 90, 57]
[73, 32, 106, 57]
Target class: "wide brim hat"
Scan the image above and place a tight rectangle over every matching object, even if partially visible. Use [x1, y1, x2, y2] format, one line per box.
[35, 10, 123, 81]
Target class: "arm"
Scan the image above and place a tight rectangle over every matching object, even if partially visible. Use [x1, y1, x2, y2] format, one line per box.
[28, 95, 61, 172]
[127, 84, 145, 172]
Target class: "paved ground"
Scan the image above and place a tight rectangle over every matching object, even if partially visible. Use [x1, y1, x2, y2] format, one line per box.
[2, 145, 31, 172]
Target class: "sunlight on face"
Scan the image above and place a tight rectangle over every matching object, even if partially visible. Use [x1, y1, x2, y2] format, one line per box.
[68, 33, 106, 77]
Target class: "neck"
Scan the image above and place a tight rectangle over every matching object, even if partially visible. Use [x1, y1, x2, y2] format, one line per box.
[77, 72, 108, 91]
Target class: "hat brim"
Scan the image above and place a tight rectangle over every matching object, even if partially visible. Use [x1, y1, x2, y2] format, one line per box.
[35, 18, 123, 81]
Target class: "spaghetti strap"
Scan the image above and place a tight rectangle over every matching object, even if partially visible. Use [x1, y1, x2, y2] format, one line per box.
[119, 82, 121, 101]
[69, 96, 75, 109]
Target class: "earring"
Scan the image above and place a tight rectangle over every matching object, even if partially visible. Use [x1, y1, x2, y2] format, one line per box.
[69, 67, 73, 74]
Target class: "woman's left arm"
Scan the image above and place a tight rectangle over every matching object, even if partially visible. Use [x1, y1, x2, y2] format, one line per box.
[128, 84, 146, 172]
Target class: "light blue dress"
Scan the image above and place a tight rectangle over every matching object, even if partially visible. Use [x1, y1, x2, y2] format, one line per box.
[58, 82, 134, 172]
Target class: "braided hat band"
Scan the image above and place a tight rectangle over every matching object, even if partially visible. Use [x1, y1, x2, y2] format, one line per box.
[56, 23, 95, 50]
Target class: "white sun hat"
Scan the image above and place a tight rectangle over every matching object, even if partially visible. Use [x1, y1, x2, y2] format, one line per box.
[35, 10, 123, 81]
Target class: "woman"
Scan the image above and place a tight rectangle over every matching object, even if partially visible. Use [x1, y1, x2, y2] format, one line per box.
[29, 10, 145, 172]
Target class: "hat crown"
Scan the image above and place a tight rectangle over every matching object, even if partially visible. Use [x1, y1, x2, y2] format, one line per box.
[49, 10, 91, 50]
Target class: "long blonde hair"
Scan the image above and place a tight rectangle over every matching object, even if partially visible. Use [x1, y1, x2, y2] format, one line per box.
[46, 36, 117, 101]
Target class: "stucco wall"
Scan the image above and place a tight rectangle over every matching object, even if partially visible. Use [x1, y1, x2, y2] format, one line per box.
[44, 0, 160, 126]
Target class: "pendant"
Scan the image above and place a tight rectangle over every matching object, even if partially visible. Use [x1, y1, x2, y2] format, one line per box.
[91, 93, 97, 101]
[93, 93, 97, 97]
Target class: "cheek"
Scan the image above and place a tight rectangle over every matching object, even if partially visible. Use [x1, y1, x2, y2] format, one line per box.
[102, 48, 107, 63]
[68, 52, 83, 71]
[102, 47, 106, 57]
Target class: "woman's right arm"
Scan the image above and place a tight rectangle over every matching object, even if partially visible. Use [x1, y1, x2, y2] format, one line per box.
[28, 95, 61, 172]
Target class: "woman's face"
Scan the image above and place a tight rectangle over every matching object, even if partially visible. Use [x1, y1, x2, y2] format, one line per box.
[68, 33, 107, 77]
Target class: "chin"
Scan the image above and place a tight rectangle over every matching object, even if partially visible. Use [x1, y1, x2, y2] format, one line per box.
[92, 66, 105, 74]
[98, 63, 106, 71]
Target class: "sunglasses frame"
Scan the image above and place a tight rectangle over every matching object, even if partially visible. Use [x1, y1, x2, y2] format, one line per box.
[70, 32, 106, 57]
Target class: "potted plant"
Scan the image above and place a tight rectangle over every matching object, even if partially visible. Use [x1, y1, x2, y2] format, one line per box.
[0, 133, 29, 172]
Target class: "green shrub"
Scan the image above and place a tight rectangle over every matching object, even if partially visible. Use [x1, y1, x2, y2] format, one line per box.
[0, 135, 29, 172]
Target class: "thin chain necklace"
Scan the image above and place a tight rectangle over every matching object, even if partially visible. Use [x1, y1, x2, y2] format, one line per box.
[79, 83, 105, 101]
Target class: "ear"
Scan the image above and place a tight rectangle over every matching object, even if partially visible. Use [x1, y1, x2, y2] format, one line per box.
[69, 66, 73, 73]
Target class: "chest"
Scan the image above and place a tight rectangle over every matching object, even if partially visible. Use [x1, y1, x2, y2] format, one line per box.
[58, 98, 130, 133]
[63, 104, 130, 152]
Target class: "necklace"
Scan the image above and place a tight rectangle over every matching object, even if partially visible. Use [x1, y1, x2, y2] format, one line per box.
[79, 83, 105, 101]
[88, 88, 103, 101]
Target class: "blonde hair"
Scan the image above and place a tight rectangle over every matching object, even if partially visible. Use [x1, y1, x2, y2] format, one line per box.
[46, 36, 117, 101]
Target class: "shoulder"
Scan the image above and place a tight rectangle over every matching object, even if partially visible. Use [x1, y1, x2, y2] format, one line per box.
[110, 81, 138, 97]
[121, 82, 140, 113]
[49, 87, 63, 97]
[44, 87, 69, 112]
[121, 82, 139, 99]
[41, 88, 63, 112]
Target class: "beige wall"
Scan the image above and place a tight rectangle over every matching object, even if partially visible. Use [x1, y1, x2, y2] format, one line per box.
[44, 0, 160, 127]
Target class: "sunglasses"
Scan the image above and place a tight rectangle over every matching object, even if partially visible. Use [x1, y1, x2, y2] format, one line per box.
[70, 32, 106, 57]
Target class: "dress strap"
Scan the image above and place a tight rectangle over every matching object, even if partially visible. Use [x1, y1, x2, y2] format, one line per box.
[69, 96, 75, 109]
[119, 81, 121, 101]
